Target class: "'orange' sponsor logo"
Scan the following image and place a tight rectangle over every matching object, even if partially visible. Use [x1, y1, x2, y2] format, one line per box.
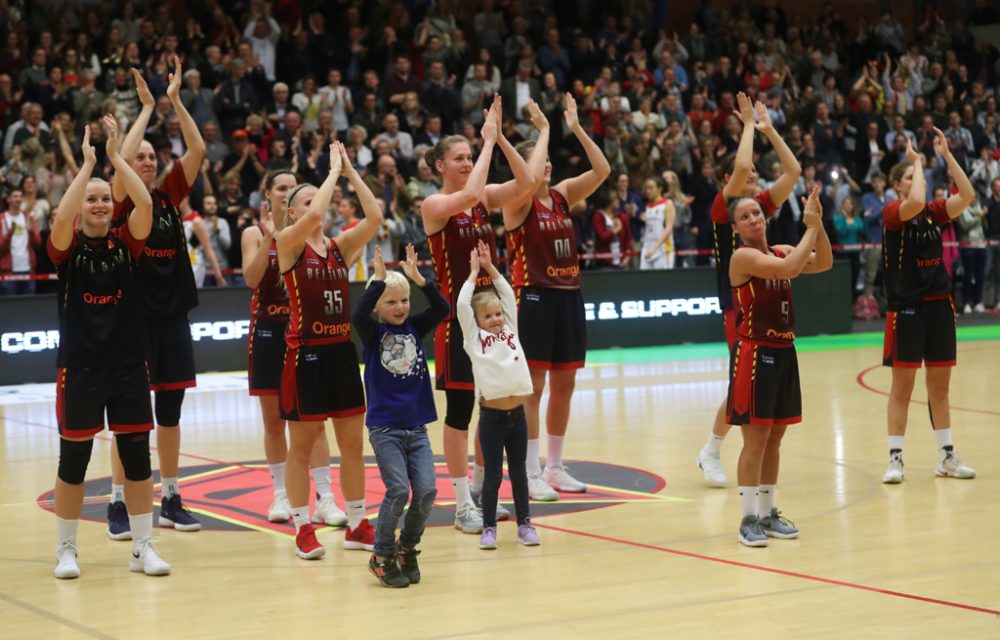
[916, 257, 941, 268]
[144, 246, 177, 259]
[547, 264, 580, 278]
[765, 329, 796, 340]
[266, 304, 290, 316]
[311, 321, 351, 337]
[83, 290, 123, 305]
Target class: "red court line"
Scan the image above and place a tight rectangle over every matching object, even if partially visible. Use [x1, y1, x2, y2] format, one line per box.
[856, 365, 1000, 417]
[533, 523, 1000, 616]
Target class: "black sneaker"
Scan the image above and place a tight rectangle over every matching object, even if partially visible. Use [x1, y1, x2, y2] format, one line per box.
[368, 554, 410, 588]
[159, 494, 202, 531]
[396, 545, 422, 584]
[107, 501, 132, 541]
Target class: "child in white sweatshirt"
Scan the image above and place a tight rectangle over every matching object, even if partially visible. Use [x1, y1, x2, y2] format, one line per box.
[456, 241, 539, 549]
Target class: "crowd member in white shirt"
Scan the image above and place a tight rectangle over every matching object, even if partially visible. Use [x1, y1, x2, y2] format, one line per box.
[243, 3, 281, 82]
[318, 68, 353, 137]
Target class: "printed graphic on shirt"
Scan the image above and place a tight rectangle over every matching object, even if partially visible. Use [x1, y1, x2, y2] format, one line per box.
[379, 332, 420, 377]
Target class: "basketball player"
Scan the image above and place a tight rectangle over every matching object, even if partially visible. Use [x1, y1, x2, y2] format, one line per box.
[728, 186, 832, 546]
[639, 177, 676, 270]
[421, 96, 536, 530]
[697, 93, 801, 488]
[881, 133, 977, 483]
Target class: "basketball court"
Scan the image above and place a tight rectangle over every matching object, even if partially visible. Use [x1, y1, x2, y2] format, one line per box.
[2, 325, 998, 638]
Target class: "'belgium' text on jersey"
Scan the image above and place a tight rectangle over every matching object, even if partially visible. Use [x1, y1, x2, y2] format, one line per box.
[283, 238, 352, 348]
[428, 202, 498, 319]
[506, 188, 581, 292]
[732, 247, 796, 346]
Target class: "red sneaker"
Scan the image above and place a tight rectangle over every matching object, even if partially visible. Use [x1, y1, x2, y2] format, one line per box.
[295, 524, 326, 560]
[343, 518, 375, 551]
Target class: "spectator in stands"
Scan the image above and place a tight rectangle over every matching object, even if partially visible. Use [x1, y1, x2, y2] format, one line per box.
[180, 69, 218, 129]
[0, 186, 42, 295]
[216, 59, 258, 135]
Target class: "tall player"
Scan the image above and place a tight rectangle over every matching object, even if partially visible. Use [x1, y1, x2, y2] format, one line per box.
[697, 93, 801, 487]
[421, 96, 536, 531]
[728, 187, 832, 546]
[241, 170, 347, 526]
[504, 97, 610, 500]
[51, 119, 170, 578]
[276, 141, 382, 559]
[106, 61, 206, 538]
[881, 133, 977, 483]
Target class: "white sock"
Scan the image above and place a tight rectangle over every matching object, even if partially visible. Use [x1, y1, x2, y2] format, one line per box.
[758, 485, 776, 518]
[129, 512, 153, 548]
[56, 516, 79, 543]
[738, 486, 758, 517]
[545, 434, 565, 470]
[703, 434, 725, 457]
[162, 477, 178, 498]
[526, 439, 542, 476]
[346, 500, 366, 529]
[471, 464, 485, 493]
[451, 476, 473, 507]
[268, 462, 287, 494]
[110, 483, 125, 504]
[888, 435, 904, 454]
[933, 428, 953, 457]
[291, 505, 309, 531]
[311, 466, 332, 498]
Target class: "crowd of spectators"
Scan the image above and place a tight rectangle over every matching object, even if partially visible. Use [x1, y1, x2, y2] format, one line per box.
[1, 0, 1000, 312]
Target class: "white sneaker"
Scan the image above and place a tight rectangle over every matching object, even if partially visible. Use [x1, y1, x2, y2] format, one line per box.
[267, 493, 291, 523]
[697, 448, 728, 487]
[963, 303, 973, 314]
[129, 537, 171, 576]
[935, 451, 976, 479]
[528, 473, 559, 501]
[312, 495, 348, 527]
[543, 465, 587, 493]
[54, 539, 80, 579]
[974, 303, 986, 313]
[883, 452, 905, 484]
[454, 502, 484, 534]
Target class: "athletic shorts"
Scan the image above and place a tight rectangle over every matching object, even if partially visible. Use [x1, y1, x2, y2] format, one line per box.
[144, 313, 196, 391]
[883, 297, 957, 368]
[517, 286, 587, 370]
[248, 318, 287, 395]
[434, 317, 474, 391]
[56, 364, 154, 438]
[280, 341, 366, 421]
[724, 308, 739, 351]
[726, 340, 802, 427]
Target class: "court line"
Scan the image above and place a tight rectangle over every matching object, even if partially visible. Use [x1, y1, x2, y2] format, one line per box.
[532, 523, 1000, 617]
[0, 590, 119, 639]
[855, 364, 1000, 417]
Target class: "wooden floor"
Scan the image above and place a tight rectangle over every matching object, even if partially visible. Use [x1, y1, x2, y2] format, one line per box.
[2, 334, 999, 639]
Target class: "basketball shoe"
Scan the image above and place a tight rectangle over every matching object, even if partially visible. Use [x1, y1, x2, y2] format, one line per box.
[543, 465, 587, 492]
[471, 489, 511, 520]
[738, 515, 768, 547]
[527, 473, 559, 501]
[343, 518, 376, 550]
[294, 523, 326, 559]
[758, 508, 799, 539]
[159, 494, 202, 531]
[697, 448, 728, 487]
[107, 501, 132, 540]
[312, 494, 348, 527]
[267, 493, 291, 523]
[454, 502, 484, 533]
[936, 450, 976, 479]
[54, 539, 80, 579]
[130, 537, 171, 575]
[882, 451, 905, 484]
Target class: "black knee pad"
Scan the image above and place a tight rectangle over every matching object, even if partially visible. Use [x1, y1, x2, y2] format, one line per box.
[444, 389, 475, 431]
[116, 432, 152, 481]
[155, 389, 185, 426]
[57, 438, 94, 485]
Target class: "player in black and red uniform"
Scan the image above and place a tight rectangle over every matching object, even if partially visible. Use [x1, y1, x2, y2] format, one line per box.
[50, 118, 171, 579]
[241, 170, 346, 526]
[727, 187, 831, 547]
[421, 96, 536, 532]
[503, 96, 610, 501]
[275, 141, 382, 559]
[880, 133, 978, 484]
[105, 62, 207, 538]
[697, 93, 801, 488]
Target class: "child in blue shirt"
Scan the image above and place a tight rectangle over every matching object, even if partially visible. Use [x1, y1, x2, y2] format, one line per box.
[352, 244, 450, 588]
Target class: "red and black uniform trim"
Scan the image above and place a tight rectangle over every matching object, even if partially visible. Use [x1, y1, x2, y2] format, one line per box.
[249, 233, 289, 395]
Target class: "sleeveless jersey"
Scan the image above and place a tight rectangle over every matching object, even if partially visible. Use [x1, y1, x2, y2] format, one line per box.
[283, 238, 352, 348]
[711, 190, 777, 310]
[427, 202, 497, 319]
[732, 247, 795, 346]
[882, 199, 951, 311]
[251, 232, 290, 323]
[48, 227, 146, 368]
[112, 162, 198, 316]
[506, 189, 581, 291]
[642, 197, 672, 250]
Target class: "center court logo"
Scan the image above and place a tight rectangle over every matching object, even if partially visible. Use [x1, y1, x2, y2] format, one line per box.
[36, 458, 669, 534]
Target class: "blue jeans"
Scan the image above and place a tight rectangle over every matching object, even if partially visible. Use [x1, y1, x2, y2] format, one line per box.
[478, 405, 530, 527]
[368, 425, 438, 557]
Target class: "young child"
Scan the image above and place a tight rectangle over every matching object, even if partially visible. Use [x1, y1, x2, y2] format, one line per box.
[457, 240, 540, 549]
[352, 244, 450, 588]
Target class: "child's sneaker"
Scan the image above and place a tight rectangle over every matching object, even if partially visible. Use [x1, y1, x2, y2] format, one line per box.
[543, 465, 587, 492]
[454, 503, 483, 534]
[294, 524, 326, 560]
[368, 554, 409, 588]
[738, 515, 768, 547]
[312, 494, 348, 527]
[471, 490, 511, 520]
[936, 451, 976, 479]
[343, 519, 375, 551]
[396, 545, 422, 584]
[527, 473, 559, 501]
[758, 508, 799, 539]
[517, 522, 541, 546]
[479, 526, 497, 550]
[129, 537, 171, 575]
[882, 452, 905, 484]
[107, 501, 132, 540]
[54, 539, 80, 579]
[267, 493, 291, 523]
[159, 494, 202, 531]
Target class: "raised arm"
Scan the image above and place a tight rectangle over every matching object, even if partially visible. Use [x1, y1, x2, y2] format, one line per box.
[484, 96, 537, 211]
[335, 142, 384, 259]
[241, 201, 274, 289]
[105, 115, 152, 241]
[503, 100, 550, 229]
[166, 56, 207, 186]
[898, 141, 926, 222]
[754, 100, 800, 206]
[552, 93, 611, 207]
[723, 92, 757, 198]
[351, 246, 387, 344]
[278, 141, 343, 261]
[731, 187, 822, 282]
[113, 68, 155, 202]
[50, 126, 97, 251]
[933, 127, 976, 218]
